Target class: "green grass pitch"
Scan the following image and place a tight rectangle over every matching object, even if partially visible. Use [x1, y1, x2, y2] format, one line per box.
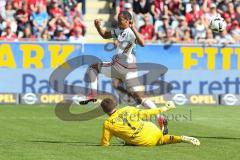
[0, 104, 240, 160]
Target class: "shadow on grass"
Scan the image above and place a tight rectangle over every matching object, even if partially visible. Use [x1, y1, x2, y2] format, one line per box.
[193, 136, 240, 140]
[27, 140, 206, 148]
[27, 140, 123, 146]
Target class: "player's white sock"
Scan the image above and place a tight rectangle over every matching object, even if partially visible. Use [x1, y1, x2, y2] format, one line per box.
[89, 78, 98, 95]
[85, 68, 98, 96]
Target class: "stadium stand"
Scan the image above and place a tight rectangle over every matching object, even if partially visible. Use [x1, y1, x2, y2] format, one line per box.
[111, 0, 240, 44]
[0, 0, 239, 43]
[0, 0, 87, 42]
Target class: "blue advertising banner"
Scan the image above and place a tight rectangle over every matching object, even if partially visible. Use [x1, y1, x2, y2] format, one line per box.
[0, 42, 239, 94]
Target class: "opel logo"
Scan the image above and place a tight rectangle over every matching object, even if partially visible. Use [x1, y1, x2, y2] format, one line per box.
[172, 94, 188, 105]
[223, 94, 238, 106]
[22, 93, 38, 105]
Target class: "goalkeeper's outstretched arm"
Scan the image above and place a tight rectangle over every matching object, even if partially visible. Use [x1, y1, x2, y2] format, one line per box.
[138, 101, 176, 120]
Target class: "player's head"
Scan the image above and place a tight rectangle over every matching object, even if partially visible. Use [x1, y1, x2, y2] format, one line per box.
[118, 11, 132, 29]
[100, 98, 117, 115]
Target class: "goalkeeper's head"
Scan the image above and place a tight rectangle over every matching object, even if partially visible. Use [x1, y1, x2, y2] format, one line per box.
[100, 98, 117, 115]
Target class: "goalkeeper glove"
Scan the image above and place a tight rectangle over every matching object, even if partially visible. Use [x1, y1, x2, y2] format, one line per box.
[161, 101, 176, 112]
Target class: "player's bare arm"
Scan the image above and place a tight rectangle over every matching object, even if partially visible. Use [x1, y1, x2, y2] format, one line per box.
[130, 21, 145, 47]
[94, 19, 112, 39]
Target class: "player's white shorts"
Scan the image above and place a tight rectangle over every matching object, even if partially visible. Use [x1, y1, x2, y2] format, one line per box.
[100, 61, 144, 92]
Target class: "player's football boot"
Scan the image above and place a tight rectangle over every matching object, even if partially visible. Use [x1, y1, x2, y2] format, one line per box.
[181, 136, 200, 146]
[157, 116, 168, 135]
[157, 101, 175, 135]
[78, 94, 97, 105]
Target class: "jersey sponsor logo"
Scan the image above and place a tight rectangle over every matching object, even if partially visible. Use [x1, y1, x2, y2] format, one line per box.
[121, 32, 126, 38]
[122, 42, 133, 54]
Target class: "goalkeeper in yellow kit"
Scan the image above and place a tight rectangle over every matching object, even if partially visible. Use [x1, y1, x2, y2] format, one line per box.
[100, 98, 200, 146]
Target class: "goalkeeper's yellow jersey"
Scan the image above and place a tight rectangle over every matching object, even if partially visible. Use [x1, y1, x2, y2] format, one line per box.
[101, 106, 165, 146]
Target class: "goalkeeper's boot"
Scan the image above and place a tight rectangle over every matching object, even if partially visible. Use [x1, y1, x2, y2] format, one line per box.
[181, 136, 200, 146]
[79, 93, 97, 105]
[157, 116, 168, 135]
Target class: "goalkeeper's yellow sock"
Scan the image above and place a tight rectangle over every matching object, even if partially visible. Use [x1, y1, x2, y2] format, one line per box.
[162, 135, 182, 144]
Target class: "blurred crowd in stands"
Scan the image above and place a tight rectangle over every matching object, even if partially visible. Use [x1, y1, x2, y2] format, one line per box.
[112, 0, 240, 44]
[0, 0, 86, 42]
[0, 0, 239, 44]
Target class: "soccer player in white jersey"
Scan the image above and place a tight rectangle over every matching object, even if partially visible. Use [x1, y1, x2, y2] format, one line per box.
[79, 11, 168, 134]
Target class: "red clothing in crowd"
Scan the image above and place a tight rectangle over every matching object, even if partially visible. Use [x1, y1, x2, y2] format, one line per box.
[69, 7, 81, 18]
[15, 8, 31, 23]
[50, 7, 64, 17]
[140, 24, 154, 40]
[168, 0, 180, 15]
[20, 35, 36, 41]
[154, 0, 165, 13]
[118, 0, 127, 12]
[72, 22, 85, 35]
[13, 0, 23, 9]
[229, 12, 237, 20]
[27, 0, 47, 6]
[1, 34, 17, 40]
[185, 10, 203, 24]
